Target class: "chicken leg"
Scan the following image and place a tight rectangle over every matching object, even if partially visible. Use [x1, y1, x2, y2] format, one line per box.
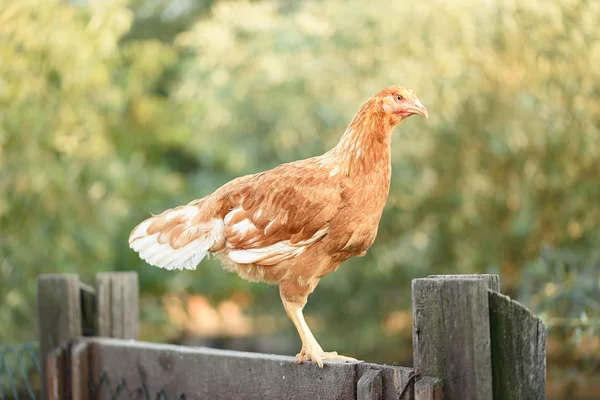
[280, 288, 356, 368]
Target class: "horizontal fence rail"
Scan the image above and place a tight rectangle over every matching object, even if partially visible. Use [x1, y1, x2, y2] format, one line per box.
[68, 338, 421, 400]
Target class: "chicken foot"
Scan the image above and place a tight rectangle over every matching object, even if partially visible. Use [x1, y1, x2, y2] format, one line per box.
[281, 293, 356, 368]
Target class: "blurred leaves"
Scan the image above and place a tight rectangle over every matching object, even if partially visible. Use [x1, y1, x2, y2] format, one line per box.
[0, 0, 186, 342]
[0, 0, 598, 392]
[519, 244, 600, 389]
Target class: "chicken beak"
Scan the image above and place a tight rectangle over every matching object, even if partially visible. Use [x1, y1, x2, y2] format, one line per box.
[408, 96, 428, 119]
[414, 105, 429, 119]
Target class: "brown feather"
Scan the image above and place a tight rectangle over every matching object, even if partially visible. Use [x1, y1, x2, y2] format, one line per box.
[129, 85, 429, 366]
[129, 85, 427, 298]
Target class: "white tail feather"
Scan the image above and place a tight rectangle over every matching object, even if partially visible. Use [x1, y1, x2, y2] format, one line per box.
[129, 206, 224, 271]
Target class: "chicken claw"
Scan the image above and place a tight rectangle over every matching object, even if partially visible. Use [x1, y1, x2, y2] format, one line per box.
[296, 348, 357, 368]
[130, 87, 429, 372]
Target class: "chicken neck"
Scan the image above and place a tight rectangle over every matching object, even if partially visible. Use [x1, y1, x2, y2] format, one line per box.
[329, 104, 395, 179]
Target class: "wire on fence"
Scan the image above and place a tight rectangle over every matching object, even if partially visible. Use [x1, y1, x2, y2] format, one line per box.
[91, 372, 186, 400]
[0, 343, 40, 400]
[2, 345, 186, 400]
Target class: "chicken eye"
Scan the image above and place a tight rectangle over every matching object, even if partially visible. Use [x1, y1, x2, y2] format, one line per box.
[395, 95, 404, 102]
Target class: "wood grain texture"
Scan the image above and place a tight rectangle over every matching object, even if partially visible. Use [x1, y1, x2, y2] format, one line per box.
[414, 377, 443, 400]
[46, 348, 65, 400]
[37, 274, 82, 400]
[489, 291, 546, 400]
[81, 338, 413, 400]
[357, 368, 382, 400]
[96, 272, 139, 339]
[87, 338, 356, 400]
[70, 341, 91, 400]
[356, 363, 415, 400]
[412, 277, 493, 400]
[428, 274, 500, 292]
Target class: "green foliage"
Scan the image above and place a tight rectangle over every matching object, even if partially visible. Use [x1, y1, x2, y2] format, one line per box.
[0, 0, 186, 342]
[519, 244, 600, 385]
[0, 0, 598, 390]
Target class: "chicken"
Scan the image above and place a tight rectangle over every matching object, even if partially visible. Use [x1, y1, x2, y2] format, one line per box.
[129, 86, 428, 367]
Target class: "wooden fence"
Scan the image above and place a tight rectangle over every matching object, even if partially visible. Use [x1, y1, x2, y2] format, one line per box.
[36, 273, 546, 400]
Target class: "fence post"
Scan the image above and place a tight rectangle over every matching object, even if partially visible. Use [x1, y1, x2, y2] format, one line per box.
[428, 274, 500, 292]
[489, 291, 546, 399]
[414, 377, 443, 400]
[412, 275, 497, 400]
[70, 341, 91, 400]
[37, 272, 140, 399]
[357, 368, 382, 400]
[37, 274, 82, 400]
[96, 272, 140, 339]
[45, 349, 66, 400]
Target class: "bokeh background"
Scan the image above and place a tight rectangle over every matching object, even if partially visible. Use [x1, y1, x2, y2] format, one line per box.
[1, 0, 599, 398]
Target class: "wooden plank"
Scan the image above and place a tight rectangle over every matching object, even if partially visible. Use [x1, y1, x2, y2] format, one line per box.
[357, 364, 415, 400]
[96, 272, 139, 339]
[80, 282, 97, 336]
[414, 377, 443, 400]
[46, 348, 65, 400]
[412, 277, 493, 400]
[428, 274, 500, 292]
[86, 338, 358, 400]
[70, 341, 91, 400]
[37, 274, 82, 400]
[357, 368, 382, 400]
[489, 291, 546, 400]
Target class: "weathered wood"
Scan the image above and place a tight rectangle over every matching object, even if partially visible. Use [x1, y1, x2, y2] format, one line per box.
[412, 277, 493, 400]
[96, 272, 139, 339]
[85, 338, 362, 400]
[357, 368, 382, 400]
[489, 291, 546, 400]
[414, 377, 443, 400]
[79, 282, 97, 336]
[357, 364, 414, 400]
[46, 348, 65, 400]
[428, 274, 500, 292]
[76, 338, 416, 400]
[37, 274, 82, 400]
[70, 341, 91, 400]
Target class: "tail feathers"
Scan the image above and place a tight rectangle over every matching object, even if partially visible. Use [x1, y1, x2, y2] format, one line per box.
[129, 205, 224, 271]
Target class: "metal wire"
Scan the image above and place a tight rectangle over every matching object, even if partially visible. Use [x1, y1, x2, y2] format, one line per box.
[91, 372, 186, 400]
[0, 343, 40, 400]
[1, 343, 186, 400]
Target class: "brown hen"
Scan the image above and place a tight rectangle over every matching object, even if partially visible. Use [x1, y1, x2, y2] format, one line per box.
[129, 86, 428, 367]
